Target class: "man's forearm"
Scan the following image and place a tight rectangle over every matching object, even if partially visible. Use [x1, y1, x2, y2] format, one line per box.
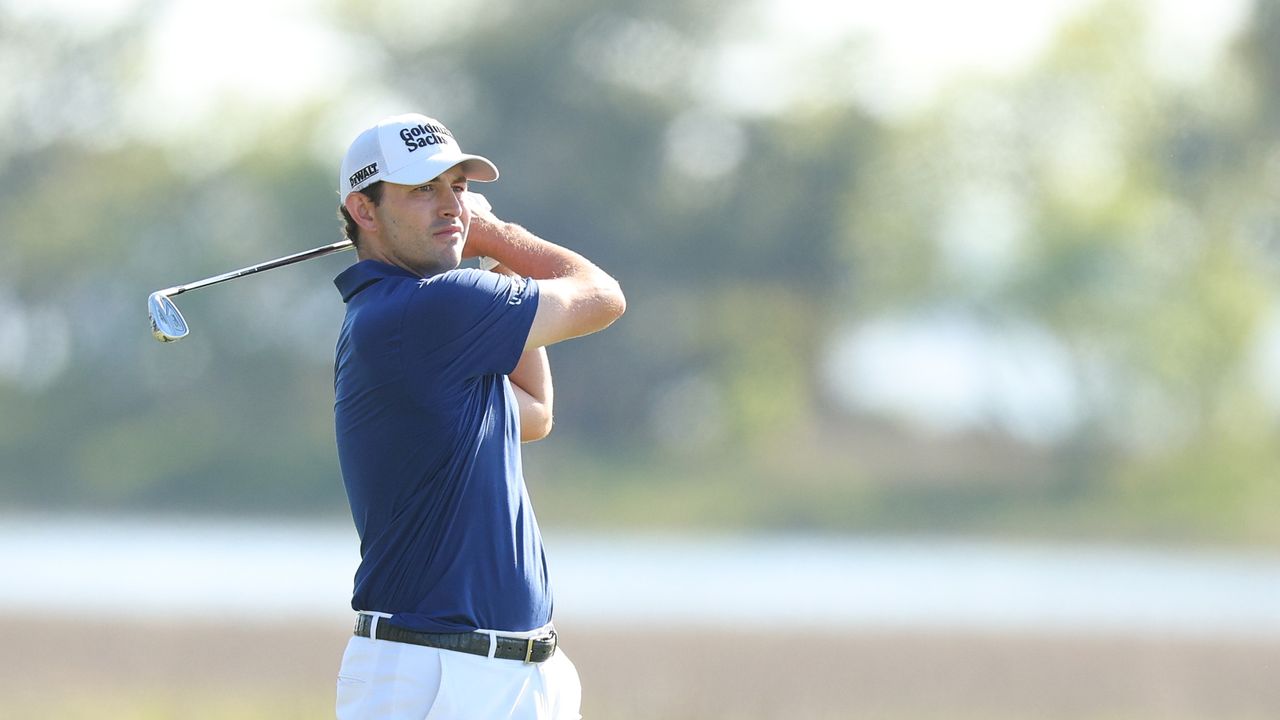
[510, 346, 552, 441]
[469, 216, 609, 283]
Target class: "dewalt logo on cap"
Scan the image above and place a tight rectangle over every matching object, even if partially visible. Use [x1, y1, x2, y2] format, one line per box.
[349, 163, 378, 188]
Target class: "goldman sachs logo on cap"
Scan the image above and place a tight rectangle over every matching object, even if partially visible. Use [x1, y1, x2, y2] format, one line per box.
[400, 122, 455, 152]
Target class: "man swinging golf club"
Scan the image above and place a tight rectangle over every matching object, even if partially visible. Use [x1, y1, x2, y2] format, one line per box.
[331, 113, 625, 719]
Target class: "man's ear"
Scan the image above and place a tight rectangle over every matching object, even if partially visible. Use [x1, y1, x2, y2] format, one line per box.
[344, 192, 378, 233]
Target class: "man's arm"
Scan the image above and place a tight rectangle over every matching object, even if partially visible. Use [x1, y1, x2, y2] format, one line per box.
[510, 346, 553, 442]
[466, 211, 626, 350]
[482, 260, 554, 441]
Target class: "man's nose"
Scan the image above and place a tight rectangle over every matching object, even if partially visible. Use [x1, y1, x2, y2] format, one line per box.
[441, 191, 464, 217]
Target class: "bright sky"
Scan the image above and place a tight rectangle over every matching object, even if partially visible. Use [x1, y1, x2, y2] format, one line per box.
[716, 0, 1093, 116]
[715, 0, 1253, 116]
[8, 0, 1254, 122]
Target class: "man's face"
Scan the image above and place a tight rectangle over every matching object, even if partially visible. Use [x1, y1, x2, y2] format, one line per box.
[368, 165, 471, 277]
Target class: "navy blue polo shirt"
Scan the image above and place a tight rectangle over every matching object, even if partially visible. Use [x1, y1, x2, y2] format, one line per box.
[332, 259, 549, 633]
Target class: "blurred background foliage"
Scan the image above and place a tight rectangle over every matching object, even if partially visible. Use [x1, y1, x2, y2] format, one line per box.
[2, 0, 1279, 544]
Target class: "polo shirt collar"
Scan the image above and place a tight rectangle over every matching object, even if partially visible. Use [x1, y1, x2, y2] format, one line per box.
[334, 260, 422, 303]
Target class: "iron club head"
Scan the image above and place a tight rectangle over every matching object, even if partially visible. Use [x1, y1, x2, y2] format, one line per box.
[148, 291, 189, 343]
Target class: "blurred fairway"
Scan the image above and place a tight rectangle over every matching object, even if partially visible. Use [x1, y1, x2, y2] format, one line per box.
[6, 616, 1279, 719]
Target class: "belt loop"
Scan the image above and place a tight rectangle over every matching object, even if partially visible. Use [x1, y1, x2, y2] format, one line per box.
[486, 631, 498, 659]
[358, 611, 392, 641]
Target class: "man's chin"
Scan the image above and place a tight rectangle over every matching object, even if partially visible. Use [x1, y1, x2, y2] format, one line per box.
[413, 253, 462, 277]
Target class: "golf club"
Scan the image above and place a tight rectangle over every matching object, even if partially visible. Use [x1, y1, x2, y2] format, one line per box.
[149, 191, 493, 343]
[148, 239, 354, 343]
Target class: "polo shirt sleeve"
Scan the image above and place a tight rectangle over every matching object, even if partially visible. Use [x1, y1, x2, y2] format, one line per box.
[402, 268, 541, 383]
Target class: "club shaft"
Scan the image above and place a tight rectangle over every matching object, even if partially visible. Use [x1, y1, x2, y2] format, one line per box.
[159, 240, 354, 297]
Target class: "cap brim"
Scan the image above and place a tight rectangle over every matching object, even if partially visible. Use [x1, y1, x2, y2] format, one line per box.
[384, 153, 499, 186]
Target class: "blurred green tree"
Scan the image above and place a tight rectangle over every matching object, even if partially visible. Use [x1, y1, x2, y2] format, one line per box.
[1, 0, 1277, 543]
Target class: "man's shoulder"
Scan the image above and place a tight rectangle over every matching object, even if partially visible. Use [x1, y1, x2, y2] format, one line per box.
[417, 268, 535, 305]
[422, 267, 499, 289]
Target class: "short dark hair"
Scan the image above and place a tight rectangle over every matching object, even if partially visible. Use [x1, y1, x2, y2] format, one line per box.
[339, 181, 385, 244]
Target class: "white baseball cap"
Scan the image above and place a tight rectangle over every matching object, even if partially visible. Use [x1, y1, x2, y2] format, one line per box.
[339, 113, 499, 200]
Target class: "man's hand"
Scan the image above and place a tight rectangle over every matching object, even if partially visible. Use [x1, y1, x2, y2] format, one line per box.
[462, 191, 496, 262]
[462, 205, 508, 262]
[463, 190, 493, 217]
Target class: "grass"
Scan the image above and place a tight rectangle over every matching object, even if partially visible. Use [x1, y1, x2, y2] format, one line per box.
[6, 616, 1280, 720]
[4, 694, 331, 720]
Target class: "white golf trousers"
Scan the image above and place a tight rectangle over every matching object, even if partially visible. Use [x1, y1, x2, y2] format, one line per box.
[335, 626, 582, 719]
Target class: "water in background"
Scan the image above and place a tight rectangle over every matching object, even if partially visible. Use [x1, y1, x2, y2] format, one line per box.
[3, 515, 1279, 639]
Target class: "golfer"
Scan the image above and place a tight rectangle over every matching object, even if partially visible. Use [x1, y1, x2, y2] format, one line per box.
[330, 113, 625, 719]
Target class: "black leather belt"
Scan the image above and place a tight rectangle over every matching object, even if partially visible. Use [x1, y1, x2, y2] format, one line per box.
[354, 613, 558, 663]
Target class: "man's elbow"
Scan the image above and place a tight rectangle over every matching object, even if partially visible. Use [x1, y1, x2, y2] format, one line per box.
[522, 410, 554, 442]
[567, 277, 625, 338]
[595, 276, 626, 327]
[609, 279, 627, 320]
